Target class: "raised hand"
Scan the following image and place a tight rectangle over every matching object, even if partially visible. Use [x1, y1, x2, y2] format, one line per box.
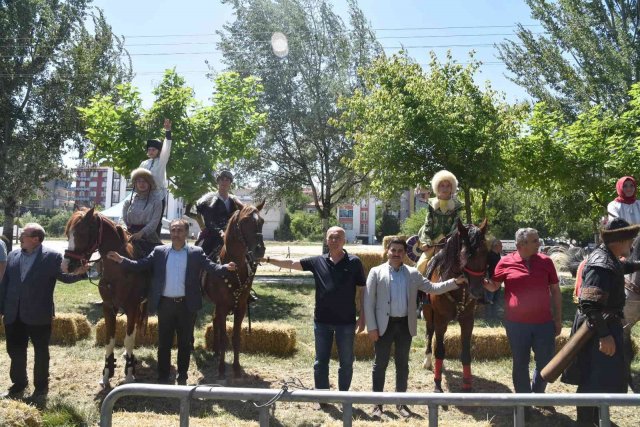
[164, 118, 171, 131]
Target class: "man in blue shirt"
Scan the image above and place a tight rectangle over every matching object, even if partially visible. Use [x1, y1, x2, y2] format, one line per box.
[263, 226, 366, 404]
[108, 219, 236, 385]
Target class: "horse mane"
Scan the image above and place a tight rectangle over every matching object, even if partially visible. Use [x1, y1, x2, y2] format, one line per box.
[220, 204, 258, 259]
[427, 223, 485, 280]
[65, 207, 134, 257]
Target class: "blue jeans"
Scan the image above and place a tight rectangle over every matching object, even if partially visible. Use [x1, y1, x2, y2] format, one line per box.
[504, 320, 555, 393]
[314, 321, 355, 391]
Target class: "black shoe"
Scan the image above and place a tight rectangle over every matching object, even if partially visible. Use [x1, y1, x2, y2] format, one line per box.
[371, 404, 383, 418]
[396, 404, 411, 418]
[1, 384, 27, 399]
[177, 377, 187, 386]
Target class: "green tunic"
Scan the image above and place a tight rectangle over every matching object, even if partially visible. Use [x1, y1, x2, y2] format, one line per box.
[418, 197, 463, 246]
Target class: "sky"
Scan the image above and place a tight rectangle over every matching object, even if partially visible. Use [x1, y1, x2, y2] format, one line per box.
[91, 0, 538, 104]
[70, 0, 539, 164]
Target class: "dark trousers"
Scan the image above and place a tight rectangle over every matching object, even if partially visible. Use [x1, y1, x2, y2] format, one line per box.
[5, 318, 52, 390]
[155, 198, 166, 236]
[372, 317, 413, 392]
[157, 297, 197, 381]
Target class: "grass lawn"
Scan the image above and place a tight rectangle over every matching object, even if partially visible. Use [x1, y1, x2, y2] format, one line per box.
[0, 279, 639, 426]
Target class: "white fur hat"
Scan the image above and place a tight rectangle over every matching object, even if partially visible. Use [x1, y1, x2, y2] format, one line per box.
[431, 170, 458, 194]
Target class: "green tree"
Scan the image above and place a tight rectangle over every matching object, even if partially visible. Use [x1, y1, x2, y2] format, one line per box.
[218, 0, 382, 237]
[339, 52, 524, 223]
[400, 208, 428, 237]
[79, 69, 265, 204]
[0, 1, 131, 247]
[498, 0, 640, 116]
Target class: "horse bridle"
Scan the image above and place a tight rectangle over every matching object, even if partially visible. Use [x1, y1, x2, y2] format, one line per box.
[64, 214, 105, 265]
[234, 213, 264, 266]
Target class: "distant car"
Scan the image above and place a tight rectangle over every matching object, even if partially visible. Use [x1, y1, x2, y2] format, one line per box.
[501, 239, 517, 254]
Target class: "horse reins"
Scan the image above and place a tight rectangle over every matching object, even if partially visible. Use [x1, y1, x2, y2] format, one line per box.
[64, 214, 106, 286]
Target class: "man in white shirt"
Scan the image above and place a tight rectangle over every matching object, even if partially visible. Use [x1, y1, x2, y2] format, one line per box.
[364, 237, 466, 418]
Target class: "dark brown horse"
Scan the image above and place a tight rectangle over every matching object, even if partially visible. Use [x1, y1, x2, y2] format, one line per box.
[202, 201, 265, 379]
[422, 218, 488, 392]
[62, 207, 149, 388]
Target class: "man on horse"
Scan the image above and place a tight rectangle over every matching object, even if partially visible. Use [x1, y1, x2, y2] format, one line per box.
[139, 118, 172, 235]
[0, 223, 89, 400]
[263, 226, 366, 405]
[107, 219, 237, 385]
[364, 237, 467, 419]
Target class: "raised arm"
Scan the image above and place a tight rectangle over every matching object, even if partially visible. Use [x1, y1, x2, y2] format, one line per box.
[158, 118, 172, 169]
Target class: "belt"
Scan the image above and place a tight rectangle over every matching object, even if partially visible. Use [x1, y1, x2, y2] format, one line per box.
[162, 296, 185, 303]
[389, 316, 408, 322]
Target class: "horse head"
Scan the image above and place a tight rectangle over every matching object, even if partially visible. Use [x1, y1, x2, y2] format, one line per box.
[62, 207, 104, 273]
[456, 218, 489, 300]
[223, 200, 266, 264]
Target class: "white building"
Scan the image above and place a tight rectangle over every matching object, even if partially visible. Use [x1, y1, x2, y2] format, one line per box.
[337, 196, 378, 244]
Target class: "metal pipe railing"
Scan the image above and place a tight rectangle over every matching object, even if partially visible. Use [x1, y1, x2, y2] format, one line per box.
[100, 384, 640, 427]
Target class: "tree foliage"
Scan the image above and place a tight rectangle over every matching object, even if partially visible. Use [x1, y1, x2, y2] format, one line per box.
[504, 82, 640, 232]
[0, 1, 131, 245]
[218, 0, 382, 232]
[79, 69, 265, 204]
[338, 51, 524, 222]
[498, 0, 640, 116]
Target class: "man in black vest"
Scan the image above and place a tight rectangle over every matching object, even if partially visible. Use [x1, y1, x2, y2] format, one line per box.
[193, 170, 244, 259]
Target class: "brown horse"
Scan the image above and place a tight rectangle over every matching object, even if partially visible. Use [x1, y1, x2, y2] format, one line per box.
[62, 207, 149, 388]
[202, 201, 265, 379]
[422, 218, 488, 392]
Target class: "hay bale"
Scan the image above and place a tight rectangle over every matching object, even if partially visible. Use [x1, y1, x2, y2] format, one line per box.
[0, 399, 42, 427]
[50, 315, 79, 346]
[95, 317, 165, 347]
[0, 320, 4, 338]
[351, 251, 384, 279]
[204, 322, 296, 357]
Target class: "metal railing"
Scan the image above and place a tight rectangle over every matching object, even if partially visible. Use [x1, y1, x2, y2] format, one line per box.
[100, 384, 640, 427]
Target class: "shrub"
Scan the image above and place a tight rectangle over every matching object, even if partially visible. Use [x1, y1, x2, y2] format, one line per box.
[289, 211, 324, 241]
[400, 208, 427, 237]
[274, 213, 294, 241]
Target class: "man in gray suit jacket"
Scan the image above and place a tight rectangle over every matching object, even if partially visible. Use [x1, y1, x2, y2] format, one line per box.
[0, 223, 89, 399]
[364, 237, 466, 418]
[108, 219, 235, 385]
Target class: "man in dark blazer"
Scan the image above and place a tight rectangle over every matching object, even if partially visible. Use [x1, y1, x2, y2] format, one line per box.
[107, 218, 236, 385]
[0, 223, 89, 399]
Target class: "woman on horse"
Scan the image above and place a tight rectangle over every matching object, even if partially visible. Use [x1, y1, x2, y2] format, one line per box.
[416, 170, 464, 275]
[123, 168, 163, 257]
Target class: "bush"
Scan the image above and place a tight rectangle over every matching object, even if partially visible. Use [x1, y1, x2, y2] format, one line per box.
[400, 207, 427, 237]
[376, 212, 400, 241]
[289, 211, 324, 241]
[274, 213, 294, 241]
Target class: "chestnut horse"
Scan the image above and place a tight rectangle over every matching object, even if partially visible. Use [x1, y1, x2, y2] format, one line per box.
[62, 207, 149, 388]
[202, 201, 265, 379]
[422, 218, 488, 392]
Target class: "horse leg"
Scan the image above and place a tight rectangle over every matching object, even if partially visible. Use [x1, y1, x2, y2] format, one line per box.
[459, 313, 474, 392]
[232, 305, 247, 378]
[123, 315, 137, 384]
[433, 320, 447, 394]
[100, 307, 117, 389]
[423, 304, 435, 370]
[214, 307, 227, 380]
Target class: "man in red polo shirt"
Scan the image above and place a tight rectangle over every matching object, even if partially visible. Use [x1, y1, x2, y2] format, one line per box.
[486, 227, 561, 402]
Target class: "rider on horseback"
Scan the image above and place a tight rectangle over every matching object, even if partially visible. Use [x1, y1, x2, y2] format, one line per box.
[123, 168, 163, 257]
[416, 170, 464, 275]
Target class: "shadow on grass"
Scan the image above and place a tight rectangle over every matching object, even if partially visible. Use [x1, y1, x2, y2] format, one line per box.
[74, 302, 106, 324]
[439, 369, 576, 426]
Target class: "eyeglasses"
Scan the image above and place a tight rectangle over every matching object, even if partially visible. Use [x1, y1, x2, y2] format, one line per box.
[21, 233, 38, 238]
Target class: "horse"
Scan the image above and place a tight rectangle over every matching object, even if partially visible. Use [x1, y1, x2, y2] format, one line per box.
[622, 236, 640, 392]
[422, 218, 489, 392]
[202, 201, 265, 379]
[62, 207, 149, 388]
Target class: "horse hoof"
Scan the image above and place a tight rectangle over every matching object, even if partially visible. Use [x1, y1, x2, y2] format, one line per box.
[423, 357, 433, 370]
[99, 379, 111, 390]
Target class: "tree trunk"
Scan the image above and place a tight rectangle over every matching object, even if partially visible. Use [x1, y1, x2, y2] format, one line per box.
[463, 187, 472, 224]
[321, 210, 330, 254]
[480, 190, 488, 221]
[3, 197, 18, 252]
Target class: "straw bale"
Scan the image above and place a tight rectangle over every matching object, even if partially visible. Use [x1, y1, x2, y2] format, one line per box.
[381, 235, 415, 266]
[50, 315, 79, 346]
[0, 399, 42, 427]
[204, 322, 296, 357]
[0, 320, 4, 338]
[351, 251, 384, 279]
[95, 316, 169, 347]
